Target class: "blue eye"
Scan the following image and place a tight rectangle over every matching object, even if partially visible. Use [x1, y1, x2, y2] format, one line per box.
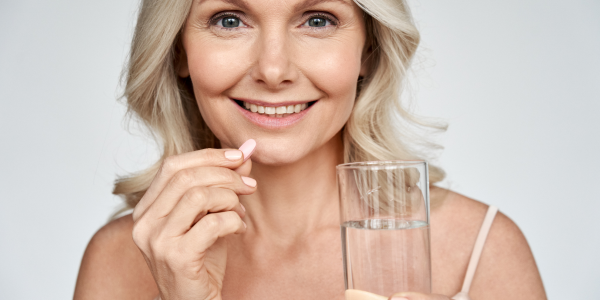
[212, 13, 246, 29]
[308, 17, 328, 27]
[303, 14, 337, 28]
[220, 16, 241, 28]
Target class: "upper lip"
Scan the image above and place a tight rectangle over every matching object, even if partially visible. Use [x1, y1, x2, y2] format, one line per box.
[231, 97, 317, 107]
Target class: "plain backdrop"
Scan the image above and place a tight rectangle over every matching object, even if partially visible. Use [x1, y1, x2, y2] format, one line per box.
[1, 0, 598, 299]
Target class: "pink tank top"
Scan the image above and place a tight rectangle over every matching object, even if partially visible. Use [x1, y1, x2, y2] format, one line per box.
[451, 206, 499, 300]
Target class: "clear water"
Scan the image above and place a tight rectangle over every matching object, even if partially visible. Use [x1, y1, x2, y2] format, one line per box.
[341, 219, 431, 296]
[344, 219, 427, 230]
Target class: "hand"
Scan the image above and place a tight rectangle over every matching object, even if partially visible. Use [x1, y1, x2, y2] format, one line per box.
[388, 292, 451, 300]
[131, 140, 257, 300]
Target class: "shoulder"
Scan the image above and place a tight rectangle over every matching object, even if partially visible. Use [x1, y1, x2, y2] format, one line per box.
[74, 214, 158, 300]
[431, 188, 547, 299]
[431, 188, 529, 246]
[430, 188, 490, 253]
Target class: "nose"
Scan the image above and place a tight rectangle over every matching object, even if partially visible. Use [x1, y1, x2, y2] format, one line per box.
[250, 29, 298, 90]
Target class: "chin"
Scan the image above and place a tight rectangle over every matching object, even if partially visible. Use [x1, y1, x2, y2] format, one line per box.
[249, 139, 311, 167]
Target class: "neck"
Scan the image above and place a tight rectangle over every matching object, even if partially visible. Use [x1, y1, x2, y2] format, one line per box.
[241, 133, 344, 242]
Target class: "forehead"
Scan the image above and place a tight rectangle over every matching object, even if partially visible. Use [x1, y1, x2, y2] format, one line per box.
[197, 0, 354, 11]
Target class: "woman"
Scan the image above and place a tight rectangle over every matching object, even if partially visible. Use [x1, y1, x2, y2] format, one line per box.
[74, 0, 547, 299]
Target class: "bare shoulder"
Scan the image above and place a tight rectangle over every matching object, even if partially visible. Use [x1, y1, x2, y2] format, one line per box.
[74, 214, 158, 300]
[431, 188, 547, 299]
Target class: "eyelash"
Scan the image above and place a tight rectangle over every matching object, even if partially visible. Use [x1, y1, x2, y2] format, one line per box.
[208, 12, 339, 30]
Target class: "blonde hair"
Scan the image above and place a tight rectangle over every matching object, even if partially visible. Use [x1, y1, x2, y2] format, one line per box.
[113, 0, 446, 211]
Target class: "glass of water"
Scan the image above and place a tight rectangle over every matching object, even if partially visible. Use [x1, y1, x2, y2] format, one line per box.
[337, 161, 431, 299]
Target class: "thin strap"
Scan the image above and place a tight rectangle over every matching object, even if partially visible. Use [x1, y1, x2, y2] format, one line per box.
[460, 205, 499, 294]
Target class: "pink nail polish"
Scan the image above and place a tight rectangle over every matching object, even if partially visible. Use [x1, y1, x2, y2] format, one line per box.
[224, 150, 242, 160]
[241, 176, 257, 187]
[240, 203, 246, 212]
[238, 139, 256, 162]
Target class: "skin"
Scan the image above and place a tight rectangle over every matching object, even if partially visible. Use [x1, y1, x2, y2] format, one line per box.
[73, 0, 548, 299]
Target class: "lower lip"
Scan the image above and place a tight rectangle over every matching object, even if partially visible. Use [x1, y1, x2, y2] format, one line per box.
[232, 99, 315, 129]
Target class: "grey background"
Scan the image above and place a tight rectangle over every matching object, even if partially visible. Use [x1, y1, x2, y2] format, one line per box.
[0, 0, 598, 299]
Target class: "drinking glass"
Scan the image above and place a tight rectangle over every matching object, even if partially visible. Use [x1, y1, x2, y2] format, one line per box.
[337, 161, 431, 299]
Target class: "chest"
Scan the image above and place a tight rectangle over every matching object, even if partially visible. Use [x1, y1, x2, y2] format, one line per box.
[220, 224, 470, 300]
[221, 232, 346, 300]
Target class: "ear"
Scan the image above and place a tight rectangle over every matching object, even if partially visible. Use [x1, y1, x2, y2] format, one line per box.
[176, 39, 190, 78]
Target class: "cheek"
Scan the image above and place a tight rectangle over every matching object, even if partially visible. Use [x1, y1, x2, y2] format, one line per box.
[186, 37, 251, 99]
[185, 37, 255, 133]
[295, 38, 363, 120]
[302, 41, 362, 95]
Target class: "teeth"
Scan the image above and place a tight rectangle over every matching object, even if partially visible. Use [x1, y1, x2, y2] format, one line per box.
[241, 101, 311, 116]
[265, 106, 276, 114]
[275, 106, 286, 114]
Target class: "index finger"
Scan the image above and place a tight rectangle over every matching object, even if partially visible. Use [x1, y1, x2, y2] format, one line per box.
[132, 139, 256, 221]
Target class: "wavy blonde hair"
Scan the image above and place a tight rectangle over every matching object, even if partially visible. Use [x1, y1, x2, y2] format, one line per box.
[113, 0, 446, 211]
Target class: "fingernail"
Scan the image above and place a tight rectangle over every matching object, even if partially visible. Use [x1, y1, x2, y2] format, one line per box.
[241, 176, 256, 187]
[238, 139, 256, 162]
[240, 203, 246, 212]
[391, 298, 408, 300]
[224, 150, 243, 160]
[243, 221, 247, 229]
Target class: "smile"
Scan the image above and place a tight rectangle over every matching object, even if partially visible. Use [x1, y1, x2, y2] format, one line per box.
[234, 100, 317, 118]
[232, 98, 317, 129]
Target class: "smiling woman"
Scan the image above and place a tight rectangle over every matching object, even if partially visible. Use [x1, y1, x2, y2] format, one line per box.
[110, 0, 443, 208]
[73, 0, 546, 299]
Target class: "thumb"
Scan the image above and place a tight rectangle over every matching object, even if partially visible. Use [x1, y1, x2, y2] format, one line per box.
[234, 158, 252, 176]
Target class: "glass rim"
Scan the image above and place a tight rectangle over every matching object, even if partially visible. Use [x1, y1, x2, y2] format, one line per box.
[336, 160, 427, 170]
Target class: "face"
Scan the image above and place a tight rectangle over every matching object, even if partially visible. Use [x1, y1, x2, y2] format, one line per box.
[179, 0, 367, 165]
